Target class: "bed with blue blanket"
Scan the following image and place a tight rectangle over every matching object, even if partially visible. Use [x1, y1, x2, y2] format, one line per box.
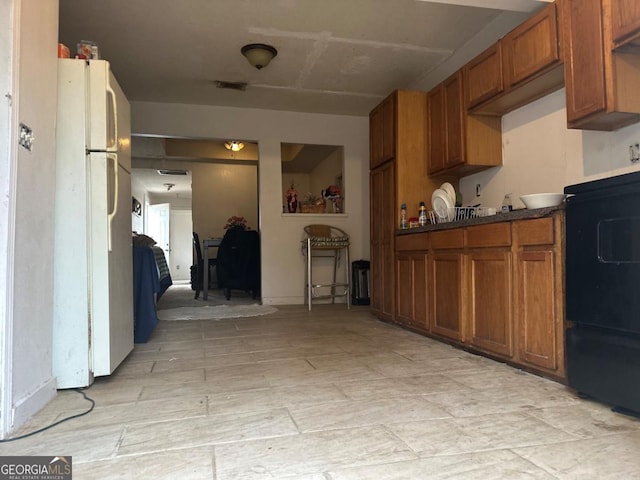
[132, 242, 172, 343]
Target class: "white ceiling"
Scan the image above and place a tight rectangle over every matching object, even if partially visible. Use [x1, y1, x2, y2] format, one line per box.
[58, 0, 549, 117]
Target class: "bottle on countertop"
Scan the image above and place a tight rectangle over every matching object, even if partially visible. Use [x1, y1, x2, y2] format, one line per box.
[400, 203, 408, 229]
[418, 201, 427, 226]
[501, 194, 513, 213]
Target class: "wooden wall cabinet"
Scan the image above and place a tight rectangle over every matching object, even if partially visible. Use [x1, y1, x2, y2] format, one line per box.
[369, 94, 395, 169]
[562, 0, 640, 130]
[466, 2, 563, 116]
[369, 90, 440, 322]
[611, 0, 640, 49]
[427, 71, 502, 178]
[395, 234, 429, 331]
[465, 44, 504, 110]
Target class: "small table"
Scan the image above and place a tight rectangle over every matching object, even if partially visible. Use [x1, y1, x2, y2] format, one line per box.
[202, 238, 222, 300]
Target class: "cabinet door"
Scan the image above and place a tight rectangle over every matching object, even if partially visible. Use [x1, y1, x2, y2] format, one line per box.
[427, 86, 445, 174]
[516, 250, 558, 371]
[562, 0, 608, 124]
[396, 252, 428, 330]
[381, 95, 396, 164]
[430, 253, 463, 341]
[369, 94, 396, 169]
[611, 0, 640, 48]
[370, 162, 395, 320]
[468, 251, 513, 357]
[369, 105, 384, 169]
[444, 72, 464, 169]
[502, 2, 560, 88]
[464, 44, 504, 109]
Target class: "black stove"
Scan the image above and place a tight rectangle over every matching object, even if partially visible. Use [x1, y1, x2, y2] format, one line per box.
[565, 170, 640, 415]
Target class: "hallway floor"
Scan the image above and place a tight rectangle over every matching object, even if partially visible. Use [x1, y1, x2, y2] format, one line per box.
[5, 293, 640, 479]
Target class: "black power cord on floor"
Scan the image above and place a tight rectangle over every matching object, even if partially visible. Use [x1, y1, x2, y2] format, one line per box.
[0, 388, 95, 443]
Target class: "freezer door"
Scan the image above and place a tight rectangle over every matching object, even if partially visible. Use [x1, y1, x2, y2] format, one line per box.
[88, 152, 134, 376]
[88, 60, 131, 171]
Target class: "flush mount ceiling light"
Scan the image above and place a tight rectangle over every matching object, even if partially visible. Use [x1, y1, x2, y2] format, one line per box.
[224, 141, 245, 152]
[241, 43, 278, 70]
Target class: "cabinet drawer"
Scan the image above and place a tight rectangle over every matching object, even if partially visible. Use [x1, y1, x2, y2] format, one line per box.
[431, 229, 464, 249]
[395, 233, 429, 252]
[513, 217, 554, 246]
[466, 222, 511, 247]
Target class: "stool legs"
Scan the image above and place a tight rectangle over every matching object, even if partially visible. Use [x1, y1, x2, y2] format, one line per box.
[305, 244, 350, 311]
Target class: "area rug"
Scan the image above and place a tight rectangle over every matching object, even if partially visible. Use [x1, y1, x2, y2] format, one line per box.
[157, 304, 278, 321]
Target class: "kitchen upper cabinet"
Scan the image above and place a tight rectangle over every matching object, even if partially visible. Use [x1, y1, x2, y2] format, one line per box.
[502, 2, 562, 88]
[427, 71, 502, 178]
[464, 44, 504, 110]
[369, 94, 395, 169]
[611, 0, 640, 49]
[467, 2, 564, 116]
[370, 161, 395, 321]
[395, 233, 429, 331]
[562, 0, 640, 130]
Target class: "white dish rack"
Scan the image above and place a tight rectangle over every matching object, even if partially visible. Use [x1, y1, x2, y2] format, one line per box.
[429, 206, 496, 224]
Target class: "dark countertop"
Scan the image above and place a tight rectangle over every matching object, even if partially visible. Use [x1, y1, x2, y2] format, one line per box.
[396, 205, 564, 235]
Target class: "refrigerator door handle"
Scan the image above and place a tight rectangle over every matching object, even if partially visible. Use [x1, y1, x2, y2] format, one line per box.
[107, 153, 119, 252]
[106, 83, 118, 152]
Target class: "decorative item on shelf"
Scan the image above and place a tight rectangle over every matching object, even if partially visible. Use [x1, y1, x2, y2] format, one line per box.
[322, 185, 342, 213]
[224, 216, 248, 230]
[299, 193, 326, 213]
[286, 182, 298, 213]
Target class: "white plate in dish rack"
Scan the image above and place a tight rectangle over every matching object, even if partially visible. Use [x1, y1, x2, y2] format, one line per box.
[440, 182, 456, 204]
[431, 189, 455, 222]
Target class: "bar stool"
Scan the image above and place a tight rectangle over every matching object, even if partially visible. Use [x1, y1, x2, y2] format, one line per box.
[302, 225, 350, 311]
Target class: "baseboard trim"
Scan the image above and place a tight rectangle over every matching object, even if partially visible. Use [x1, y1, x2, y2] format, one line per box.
[11, 376, 57, 434]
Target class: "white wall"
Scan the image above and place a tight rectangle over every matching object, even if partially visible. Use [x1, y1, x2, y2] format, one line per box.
[0, 0, 58, 437]
[458, 89, 640, 208]
[131, 102, 370, 305]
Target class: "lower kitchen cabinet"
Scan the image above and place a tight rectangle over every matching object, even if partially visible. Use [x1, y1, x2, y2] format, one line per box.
[468, 250, 513, 357]
[430, 253, 464, 341]
[396, 251, 428, 331]
[395, 232, 429, 330]
[387, 211, 565, 381]
[513, 216, 565, 378]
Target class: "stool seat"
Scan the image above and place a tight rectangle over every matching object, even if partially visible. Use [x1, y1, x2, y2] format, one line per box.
[302, 225, 351, 311]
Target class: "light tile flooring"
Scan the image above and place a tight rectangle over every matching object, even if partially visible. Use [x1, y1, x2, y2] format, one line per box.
[4, 288, 640, 479]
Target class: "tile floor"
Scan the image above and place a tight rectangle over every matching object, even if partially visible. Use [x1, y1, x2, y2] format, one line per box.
[4, 287, 640, 479]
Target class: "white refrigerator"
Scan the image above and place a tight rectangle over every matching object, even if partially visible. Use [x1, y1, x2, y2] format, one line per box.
[53, 59, 134, 389]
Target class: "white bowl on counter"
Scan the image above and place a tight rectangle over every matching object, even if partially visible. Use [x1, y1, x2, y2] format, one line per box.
[520, 193, 566, 209]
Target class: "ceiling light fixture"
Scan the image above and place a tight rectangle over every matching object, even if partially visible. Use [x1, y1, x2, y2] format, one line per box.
[224, 141, 245, 152]
[241, 43, 278, 70]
